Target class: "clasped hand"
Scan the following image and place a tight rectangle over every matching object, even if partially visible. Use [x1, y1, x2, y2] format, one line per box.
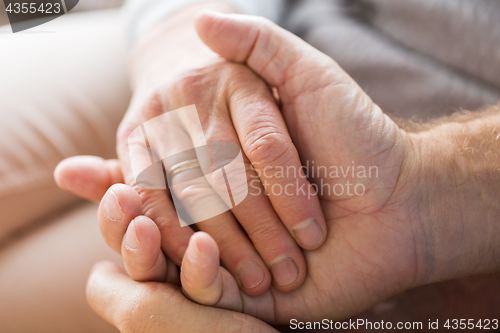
[55, 9, 488, 332]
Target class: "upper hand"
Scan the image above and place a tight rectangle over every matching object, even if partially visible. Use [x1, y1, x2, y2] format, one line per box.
[55, 4, 327, 296]
[151, 10, 431, 322]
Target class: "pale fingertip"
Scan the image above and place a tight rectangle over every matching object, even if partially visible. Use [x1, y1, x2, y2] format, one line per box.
[181, 232, 223, 305]
[54, 155, 117, 201]
[185, 231, 219, 265]
[122, 216, 169, 282]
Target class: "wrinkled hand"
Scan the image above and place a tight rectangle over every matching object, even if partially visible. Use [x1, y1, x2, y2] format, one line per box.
[173, 10, 423, 321]
[182, 10, 500, 322]
[60, 8, 500, 331]
[82, 10, 427, 325]
[55, 3, 327, 296]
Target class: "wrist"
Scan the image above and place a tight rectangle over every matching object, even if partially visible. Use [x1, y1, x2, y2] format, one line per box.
[410, 117, 500, 284]
[130, 2, 237, 92]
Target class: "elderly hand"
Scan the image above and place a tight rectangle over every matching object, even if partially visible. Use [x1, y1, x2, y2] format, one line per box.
[185, 10, 500, 320]
[87, 10, 500, 326]
[55, 3, 327, 296]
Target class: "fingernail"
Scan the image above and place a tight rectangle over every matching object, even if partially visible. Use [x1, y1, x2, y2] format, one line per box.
[124, 220, 140, 250]
[237, 261, 265, 289]
[104, 190, 124, 221]
[186, 241, 202, 262]
[293, 218, 324, 248]
[270, 256, 298, 286]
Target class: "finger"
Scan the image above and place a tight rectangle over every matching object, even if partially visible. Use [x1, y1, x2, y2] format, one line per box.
[199, 146, 307, 292]
[97, 183, 183, 285]
[196, 10, 394, 209]
[135, 102, 275, 294]
[181, 231, 242, 311]
[117, 98, 194, 266]
[195, 10, 341, 94]
[57, 158, 179, 283]
[54, 156, 123, 202]
[135, 187, 194, 266]
[181, 232, 222, 305]
[196, 212, 273, 296]
[169, 90, 307, 291]
[196, 14, 328, 249]
[180, 232, 282, 324]
[227, 71, 326, 251]
[97, 184, 143, 254]
[122, 215, 179, 284]
[168, 157, 272, 295]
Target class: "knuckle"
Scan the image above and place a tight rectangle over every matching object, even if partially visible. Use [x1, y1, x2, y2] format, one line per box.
[170, 63, 248, 104]
[116, 119, 136, 146]
[140, 92, 164, 121]
[133, 186, 163, 208]
[173, 178, 234, 223]
[210, 226, 241, 251]
[243, 128, 294, 166]
[247, 220, 284, 246]
[205, 161, 251, 201]
[116, 93, 163, 144]
[133, 187, 176, 229]
[253, 15, 274, 31]
[175, 179, 217, 209]
[172, 67, 216, 101]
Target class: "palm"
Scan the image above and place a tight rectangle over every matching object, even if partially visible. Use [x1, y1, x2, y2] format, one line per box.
[229, 64, 421, 322]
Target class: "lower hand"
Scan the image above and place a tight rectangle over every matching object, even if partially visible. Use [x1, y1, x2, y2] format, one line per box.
[86, 260, 277, 333]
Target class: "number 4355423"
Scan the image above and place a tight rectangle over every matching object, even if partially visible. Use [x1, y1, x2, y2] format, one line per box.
[444, 319, 499, 330]
[5, 2, 62, 14]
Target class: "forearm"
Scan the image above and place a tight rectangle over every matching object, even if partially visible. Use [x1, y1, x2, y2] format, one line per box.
[412, 106, 500, 283]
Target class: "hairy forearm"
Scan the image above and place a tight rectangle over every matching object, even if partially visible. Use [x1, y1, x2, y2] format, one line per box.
[129, 2, 237, 92]
[412, 106, 500, 283]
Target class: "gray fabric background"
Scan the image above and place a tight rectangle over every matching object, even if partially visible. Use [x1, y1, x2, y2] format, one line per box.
[123, 0, 500, 121]
[283, 0, 500, 120]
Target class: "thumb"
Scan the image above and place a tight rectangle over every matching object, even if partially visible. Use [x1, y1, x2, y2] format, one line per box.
[54, 156, 123, 202]
[181, 232, 243, 311]
[195, 10, 352, 95]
